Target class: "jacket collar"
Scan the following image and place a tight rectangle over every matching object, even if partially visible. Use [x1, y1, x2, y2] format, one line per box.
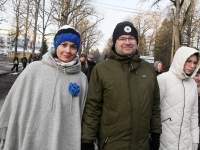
[108, 49, 142, 71]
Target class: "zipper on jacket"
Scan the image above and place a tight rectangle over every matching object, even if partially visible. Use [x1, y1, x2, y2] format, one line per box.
[178, 80, 186, 150]
[102, 137, 109, 150]
[130, 62, 137, 74]
[161, 117, 172, 123]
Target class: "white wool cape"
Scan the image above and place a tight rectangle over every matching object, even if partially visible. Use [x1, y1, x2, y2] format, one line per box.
[0, 51, 88, 150]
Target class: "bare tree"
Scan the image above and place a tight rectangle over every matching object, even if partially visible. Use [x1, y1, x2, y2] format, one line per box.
[20, 0, 33, 56]
[31, 0, 41, 54]
[51, 0, 94, 27]
[102, 37, 112, 55]
[77, 18, 103, 55]
[154, 18, 173, 70]
[50, 0, 103, 53]
[140, 0, 197, 64]
[0, 0, 7, 12]
[12, 0, 23, 57]
[37, 0, 55, 59]
[127, 11, 163, 56]
[0, 0, 7, 23]
[180, 2, 200, 48]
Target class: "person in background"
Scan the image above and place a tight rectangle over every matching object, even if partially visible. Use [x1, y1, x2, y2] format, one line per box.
[193, 68, 200, 150]
[0, 25, 88, 150]
[87, 54, 96, 80]
[28, 54, 32, 63]
[81, 21, 161, 150]
[32, 54, 39, 61]
[154, 61, 164, 76]
[21, 56, 28, 71]
[11, 56, 19, 72]
[29, 54, 39, 63]
[104, 53, 109, 60]
[161, 65, 166, 72]
[80, 53, 90, 81]
[157, 46, 199, 150]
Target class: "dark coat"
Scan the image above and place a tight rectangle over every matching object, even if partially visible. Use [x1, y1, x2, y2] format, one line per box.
[81, 62, 90, 81]
[155, 70, 163, 76]
[21, 57, 28, 65]
[82, 50, 161, 150]
[13, 57, 19, 65]
[87, 60, 96, 73]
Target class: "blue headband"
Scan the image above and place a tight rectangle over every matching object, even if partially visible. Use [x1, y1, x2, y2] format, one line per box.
[54, 33, 81, 51]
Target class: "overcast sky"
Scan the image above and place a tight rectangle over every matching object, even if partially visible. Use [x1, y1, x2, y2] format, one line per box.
[0, 0, 170, 52]
[92, 0, 170, 52]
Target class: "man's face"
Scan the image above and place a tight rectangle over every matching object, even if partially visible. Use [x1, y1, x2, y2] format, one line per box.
[115, 35, 137, 56]
[87, 57, 93, 62]
[80, 56, 85, 62]
[157, 63, 162, 71]
[194, 73, 200, 86]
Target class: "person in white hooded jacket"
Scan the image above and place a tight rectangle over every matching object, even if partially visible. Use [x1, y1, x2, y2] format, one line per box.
[157, 46, 199, 150]
[0, 25, 88, 150]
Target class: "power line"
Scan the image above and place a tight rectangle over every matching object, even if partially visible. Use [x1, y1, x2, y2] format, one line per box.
[91, 0, 142, 11]
[93, 5, 165, 17]
[90, 1, 171, 17]
[95, 5, 140, 14]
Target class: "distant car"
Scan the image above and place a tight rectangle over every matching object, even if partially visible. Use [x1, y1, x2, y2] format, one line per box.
[140, 55, 154, 63]
[0, 49, 8, 56]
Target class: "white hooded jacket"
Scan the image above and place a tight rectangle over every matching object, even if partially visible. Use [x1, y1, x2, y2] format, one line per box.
[157, 47, 200, 150]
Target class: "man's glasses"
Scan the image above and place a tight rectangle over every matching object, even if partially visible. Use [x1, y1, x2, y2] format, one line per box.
[117, 37, 135, 42]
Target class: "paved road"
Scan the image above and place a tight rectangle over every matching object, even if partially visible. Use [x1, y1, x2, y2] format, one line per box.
[0, 54, 22, 110]
[0, 73, 20, 110]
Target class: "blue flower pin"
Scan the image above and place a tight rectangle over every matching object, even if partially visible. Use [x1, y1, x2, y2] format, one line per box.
[68, 82, 80, 97]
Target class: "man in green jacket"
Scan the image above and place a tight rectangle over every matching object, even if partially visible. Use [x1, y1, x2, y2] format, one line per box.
[81, 21, 161, 150]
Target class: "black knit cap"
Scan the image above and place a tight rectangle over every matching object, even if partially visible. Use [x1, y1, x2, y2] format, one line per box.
[112, 21, 138, 46]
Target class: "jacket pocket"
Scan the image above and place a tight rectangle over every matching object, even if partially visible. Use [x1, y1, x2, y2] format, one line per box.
[98, 129, 131, 150]
[161, 117, 172, 123]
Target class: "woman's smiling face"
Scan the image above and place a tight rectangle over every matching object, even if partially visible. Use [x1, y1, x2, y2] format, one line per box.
[56, 41, 77, 62]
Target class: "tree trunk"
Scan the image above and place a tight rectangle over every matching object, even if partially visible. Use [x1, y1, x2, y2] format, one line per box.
[32, 0, 40, 54]
[174, 0, 180, 51]
[39, 0, 45, 60]
[23, 0, 30, 57]
[14, 0, 21, 58]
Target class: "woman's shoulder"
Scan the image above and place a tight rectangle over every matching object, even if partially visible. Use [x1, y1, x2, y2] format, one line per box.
[24, 61, 43, 72]
[157, 71, 172, 82]
[79, 71, 88, 80]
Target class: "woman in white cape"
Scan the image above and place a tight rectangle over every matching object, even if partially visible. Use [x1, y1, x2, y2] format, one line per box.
[0, 25, 88, 150]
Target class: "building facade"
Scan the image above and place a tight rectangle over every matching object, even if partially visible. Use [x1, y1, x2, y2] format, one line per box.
[0, 29, 54, 59]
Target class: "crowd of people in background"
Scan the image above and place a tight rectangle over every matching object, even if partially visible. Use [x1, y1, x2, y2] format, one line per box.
[10, 53, 40, 72]
[1, 21, 200, 150]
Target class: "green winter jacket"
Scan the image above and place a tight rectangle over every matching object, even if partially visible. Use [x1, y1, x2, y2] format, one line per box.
[82, 50, 161, 150]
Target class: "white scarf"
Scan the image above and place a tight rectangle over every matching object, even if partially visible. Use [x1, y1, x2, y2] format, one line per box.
[54, 56, 78, 68]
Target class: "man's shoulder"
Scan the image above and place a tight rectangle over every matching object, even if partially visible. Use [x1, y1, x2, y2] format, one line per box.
[94, 59, 114, 70]
[138, 61, 154, 70]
